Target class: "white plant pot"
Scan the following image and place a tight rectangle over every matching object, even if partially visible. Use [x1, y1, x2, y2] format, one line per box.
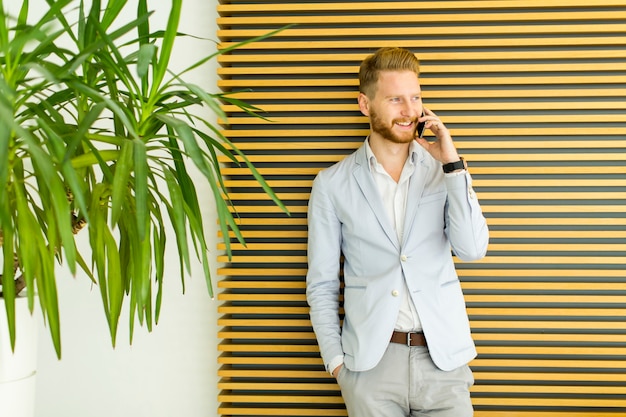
[0, 295, 38, 417]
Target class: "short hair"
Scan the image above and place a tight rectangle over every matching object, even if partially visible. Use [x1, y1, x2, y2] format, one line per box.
[358, 47, 420, 98]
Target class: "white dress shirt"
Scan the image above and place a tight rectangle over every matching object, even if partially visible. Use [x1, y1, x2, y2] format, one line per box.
[365, 138, 422, 332]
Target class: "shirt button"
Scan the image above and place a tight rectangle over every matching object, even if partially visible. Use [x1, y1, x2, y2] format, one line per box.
[468, 188, 476, 199]
[391, 290, 399, 297]
[400, 255, 407, 262]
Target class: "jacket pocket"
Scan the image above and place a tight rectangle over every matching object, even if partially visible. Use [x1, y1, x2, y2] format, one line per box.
[418, 189, 446, 206]
[343, 275, 369, 289]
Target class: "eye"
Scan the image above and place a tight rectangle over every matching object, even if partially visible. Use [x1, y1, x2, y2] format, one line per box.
[389, 97, 401, 103]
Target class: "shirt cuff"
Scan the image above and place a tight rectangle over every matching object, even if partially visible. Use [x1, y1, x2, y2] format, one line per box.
[444, 169, 467, 177]
[327, 355, 344, 376]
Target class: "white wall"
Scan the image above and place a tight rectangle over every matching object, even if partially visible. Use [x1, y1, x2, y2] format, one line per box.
[34, 2, 221, 416]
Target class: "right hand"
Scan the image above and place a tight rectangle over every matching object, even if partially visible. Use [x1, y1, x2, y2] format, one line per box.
[332, 364, 343, 379]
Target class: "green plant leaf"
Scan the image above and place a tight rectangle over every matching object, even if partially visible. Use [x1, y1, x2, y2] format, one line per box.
[163, 167, 190, 275]
[111, 139, 133, 226]
[133, 138, 149, 241]
[148, 0, 181, 99]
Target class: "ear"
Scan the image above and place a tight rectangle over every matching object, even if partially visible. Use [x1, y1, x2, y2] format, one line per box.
[358, 92, 370, 116]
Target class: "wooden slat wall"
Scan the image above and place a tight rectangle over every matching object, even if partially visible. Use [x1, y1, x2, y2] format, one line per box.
[216, 1, 626, 416]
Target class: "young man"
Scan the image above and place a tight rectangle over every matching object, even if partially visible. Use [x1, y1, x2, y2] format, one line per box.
[306, 47, 490, 417]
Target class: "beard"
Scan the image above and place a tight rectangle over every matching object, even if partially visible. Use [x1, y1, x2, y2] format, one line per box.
[370, 109, 417, 144]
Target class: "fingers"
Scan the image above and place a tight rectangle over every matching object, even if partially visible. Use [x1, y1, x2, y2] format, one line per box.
[420, 107, 444, 131]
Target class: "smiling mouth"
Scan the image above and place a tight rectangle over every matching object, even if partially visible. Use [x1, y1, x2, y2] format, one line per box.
[395, 120, 414, 128]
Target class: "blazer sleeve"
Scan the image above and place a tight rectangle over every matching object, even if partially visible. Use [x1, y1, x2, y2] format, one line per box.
[443, 170, 489, 261]
[305, 172, 344, 370]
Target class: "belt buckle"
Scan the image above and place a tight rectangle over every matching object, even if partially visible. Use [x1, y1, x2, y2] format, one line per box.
[406, 332, 415, 347]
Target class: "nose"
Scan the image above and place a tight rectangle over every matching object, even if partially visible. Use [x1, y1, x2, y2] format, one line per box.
[400, 101, 413, 117]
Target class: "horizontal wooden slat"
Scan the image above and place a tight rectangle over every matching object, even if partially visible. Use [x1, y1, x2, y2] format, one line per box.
[220, 24, 626, 39]
[218, 37, 626, 50]
[218, 292, 626, 303]
[218, 318, 626, 331]
[221, 127, 626, 137]
[217, 306, 626, 317]
[223, 140, 626, 150]
[219, 63, 626, 77]
[223, 101, 626, 112]
[218, 13, 626, 27]
[218, 381, 626, 395]
[199, 408, 625, 417]
[219, 88, 626, 99]
[222, 217, 626, 226]
[217, 268, 625, 278]
[220, 230, 626, 239]
[220, 358, 626, 370]
[220, 153, 626, 162]
[219, 76, 626, 89]
[216, 410, 626, 417]
[221, 115, 626, 125]
[225, 192, 624, 201]
[223, 205, 625, 214]
[217, 1, 626, 12]
[219, 256, 626, 265]
[218, 394, 626, 407]
[217, 280, 626, 292]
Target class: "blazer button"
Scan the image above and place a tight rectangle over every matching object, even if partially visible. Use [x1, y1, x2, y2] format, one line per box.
[391, 290, 399, 297]
[400, 255, 407, 262]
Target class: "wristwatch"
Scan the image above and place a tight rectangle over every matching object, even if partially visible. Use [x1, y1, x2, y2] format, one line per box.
[442, 157, 466, 173]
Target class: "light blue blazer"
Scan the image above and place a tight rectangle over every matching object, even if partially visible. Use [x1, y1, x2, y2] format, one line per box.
[306, 142, 489, 372]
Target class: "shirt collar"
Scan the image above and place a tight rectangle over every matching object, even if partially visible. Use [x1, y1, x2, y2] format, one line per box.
[364, 137, 419, 171]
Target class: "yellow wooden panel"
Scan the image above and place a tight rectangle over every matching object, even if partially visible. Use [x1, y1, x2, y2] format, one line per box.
[218, 75, 626, 88]
[219, 62, 626, 76]
[219, 153, 626, 162]
[223, 140, 626, 150]
[217, 1, 626, 13]
[217, 408, 346, 417]
[217, 1, 626, 415]
[217, 11, 626, 26]
[220, 127, 626, 137]
[218, 38, 626, 50]
[222, 204, 624, 214]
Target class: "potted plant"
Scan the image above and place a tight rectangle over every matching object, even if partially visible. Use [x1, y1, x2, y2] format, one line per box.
[0, 0, 285, 371]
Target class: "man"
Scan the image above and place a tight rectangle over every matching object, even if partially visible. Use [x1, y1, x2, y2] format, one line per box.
[305, 47, 489, 417]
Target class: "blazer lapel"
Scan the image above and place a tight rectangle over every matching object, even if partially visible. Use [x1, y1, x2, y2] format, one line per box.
[352, 145, 400, 250]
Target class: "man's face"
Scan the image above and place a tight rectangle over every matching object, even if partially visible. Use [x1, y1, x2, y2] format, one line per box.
[359, 70, 423, 144]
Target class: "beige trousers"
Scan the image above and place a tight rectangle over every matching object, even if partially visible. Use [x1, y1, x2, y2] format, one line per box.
[336, 343, 474, 417]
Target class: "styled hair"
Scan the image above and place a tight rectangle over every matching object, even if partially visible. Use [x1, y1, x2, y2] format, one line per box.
[358, 47, 420, 97]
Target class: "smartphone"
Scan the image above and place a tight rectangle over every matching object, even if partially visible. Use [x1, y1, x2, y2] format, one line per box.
[417, 110, 426, 138]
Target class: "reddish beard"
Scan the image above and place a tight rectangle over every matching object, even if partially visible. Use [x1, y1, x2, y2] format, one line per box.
[370, 110, 417, 143]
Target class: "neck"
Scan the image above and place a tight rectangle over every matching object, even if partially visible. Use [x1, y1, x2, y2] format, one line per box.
[368, 134, 411, 182]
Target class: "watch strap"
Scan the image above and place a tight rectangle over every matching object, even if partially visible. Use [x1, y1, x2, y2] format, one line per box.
[442, 157, 465, 173]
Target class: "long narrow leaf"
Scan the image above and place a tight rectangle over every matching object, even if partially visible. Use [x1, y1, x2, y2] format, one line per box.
[163, 167, 190, 274]
[24, 136, 77, 274]
[104, 222, 122, 346]
[132, 138, 148, 241]
[148, 0, 181, 99]
[111, 139, 133, 226]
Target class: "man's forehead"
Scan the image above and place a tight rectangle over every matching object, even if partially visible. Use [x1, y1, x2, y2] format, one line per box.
[376, 71, 421, 93]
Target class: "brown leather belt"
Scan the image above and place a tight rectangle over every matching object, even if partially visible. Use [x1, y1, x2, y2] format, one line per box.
[390, 331, 427, 347]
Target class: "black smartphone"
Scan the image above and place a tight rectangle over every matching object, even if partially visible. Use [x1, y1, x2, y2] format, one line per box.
[417, 110, 426, 138]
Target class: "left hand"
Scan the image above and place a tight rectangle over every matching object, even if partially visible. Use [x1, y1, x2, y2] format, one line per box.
[415, 108, 460, 164]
